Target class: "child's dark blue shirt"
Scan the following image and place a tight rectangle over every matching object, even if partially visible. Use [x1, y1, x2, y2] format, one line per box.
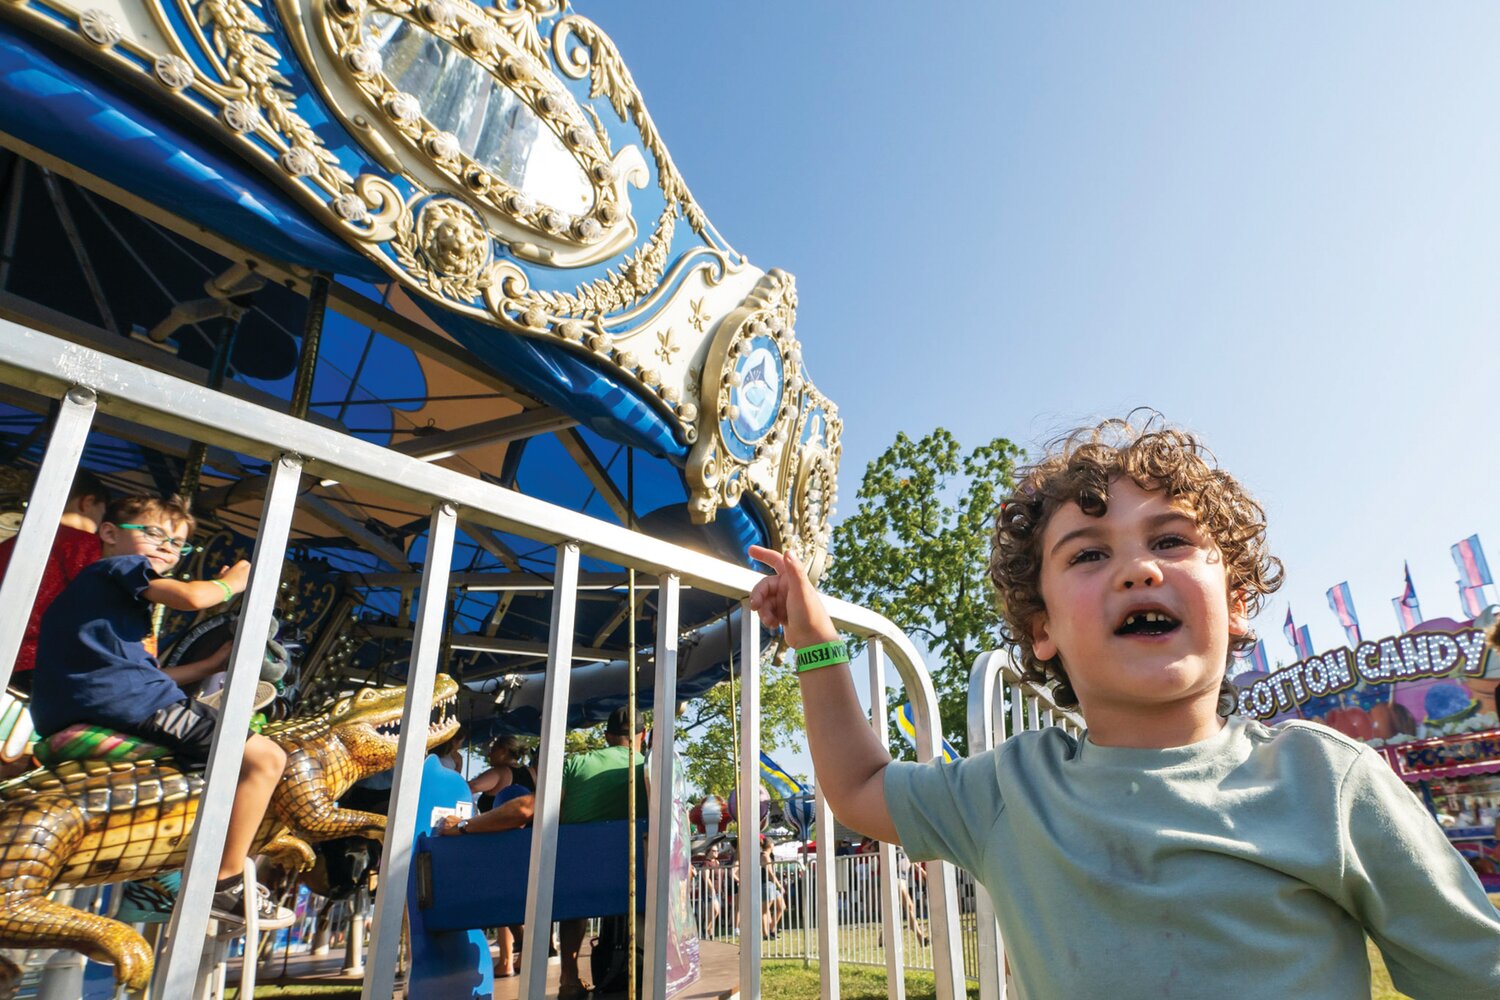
[32, 554, 186, 735]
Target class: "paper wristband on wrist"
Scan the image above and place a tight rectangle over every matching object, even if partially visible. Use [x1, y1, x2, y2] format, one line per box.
[795, 641, 850, 673]
[211, 579, 235, 603]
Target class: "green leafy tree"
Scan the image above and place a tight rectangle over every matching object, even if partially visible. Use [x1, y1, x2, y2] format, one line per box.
[823, 428, 1023, 757]
[676, 652, 807, 798]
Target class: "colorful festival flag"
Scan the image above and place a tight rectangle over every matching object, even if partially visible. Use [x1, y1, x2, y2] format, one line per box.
[1282, 611, 1314, 659]
[1392, 562, 1422, 632]
[758, 751, 805, 803]
[1325, 582, 1362, 646]
[1230, 638, 1270, 677]
[895, 702, 959, 762]
[1460, 584, 1487, 620]
[1451, 534, 1493, 589]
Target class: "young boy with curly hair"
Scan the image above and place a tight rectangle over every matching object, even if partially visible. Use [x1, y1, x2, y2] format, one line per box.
[749, 417, 1500, 998]
[34, 494, 293, 927]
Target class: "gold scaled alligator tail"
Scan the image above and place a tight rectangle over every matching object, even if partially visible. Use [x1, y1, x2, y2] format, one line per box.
[0, 675, 458, 991]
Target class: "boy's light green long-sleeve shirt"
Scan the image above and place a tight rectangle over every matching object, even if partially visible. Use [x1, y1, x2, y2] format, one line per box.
[885, 716, 1500, 999]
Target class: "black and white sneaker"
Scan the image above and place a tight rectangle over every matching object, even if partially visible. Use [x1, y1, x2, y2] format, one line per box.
[210, 881, 296, 929]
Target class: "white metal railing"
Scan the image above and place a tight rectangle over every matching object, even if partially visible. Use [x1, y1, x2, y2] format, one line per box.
[690, 854, 982, 980]
[966, 650, 1085, 1000]
[0, 319, 964, 1000]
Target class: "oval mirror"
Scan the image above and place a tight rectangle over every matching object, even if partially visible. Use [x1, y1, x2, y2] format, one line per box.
[362, 12, 593, 215]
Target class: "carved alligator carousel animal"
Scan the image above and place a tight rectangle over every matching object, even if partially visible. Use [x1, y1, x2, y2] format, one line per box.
[0, 674, 459, 991]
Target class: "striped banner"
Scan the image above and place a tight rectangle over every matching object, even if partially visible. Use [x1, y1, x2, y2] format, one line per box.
[1326, 582, 1362, 646]
[1451, 534, 1493, 589]
[1392, 562, 1423, 632]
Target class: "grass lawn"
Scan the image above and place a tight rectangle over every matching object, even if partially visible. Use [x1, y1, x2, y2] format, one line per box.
[228, 896, 1500, 998]
[761, 939, 1446, 1000]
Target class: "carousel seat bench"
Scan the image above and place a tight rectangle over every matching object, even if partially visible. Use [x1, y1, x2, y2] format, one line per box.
[33, 723, 171, 767]
[413, 819, 646, 931]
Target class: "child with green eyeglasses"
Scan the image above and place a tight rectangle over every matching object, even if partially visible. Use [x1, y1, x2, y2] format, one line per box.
[33, 494, 294, 927]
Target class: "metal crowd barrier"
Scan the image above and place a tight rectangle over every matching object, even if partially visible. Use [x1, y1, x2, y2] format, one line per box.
[0, 319, 964, 1000]
[966, 651, 1085, 1000]
[690, 854, 983, 982]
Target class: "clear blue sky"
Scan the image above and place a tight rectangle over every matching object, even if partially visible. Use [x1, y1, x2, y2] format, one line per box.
[591, 3, 1500, 749]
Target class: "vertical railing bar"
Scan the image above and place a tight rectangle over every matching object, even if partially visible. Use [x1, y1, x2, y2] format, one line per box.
[1027, 698, 1040, 733]
[902, 649, 964, 1000]
[813, 774, 839, 1000]
[737, 602, 761, 999]
[1009, 678, 1024, 742]
[361, 503, 456, 1000]
[519, 542, 580, 1000]
[0, 387, 95, 691]
[154, 453, 301, 998]
[867, 640, 900, 1000]
[642, 574, 680, 1000]
[967, 652, 1008, 1000]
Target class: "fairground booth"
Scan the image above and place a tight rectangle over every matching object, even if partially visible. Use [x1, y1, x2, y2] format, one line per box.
[1232, 615, 1500, 889]
[0, 1, 968, 998]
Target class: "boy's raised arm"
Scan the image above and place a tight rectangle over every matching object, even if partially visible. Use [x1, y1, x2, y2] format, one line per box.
[747, 546, 899, 844]
[143, 560, 250, 612]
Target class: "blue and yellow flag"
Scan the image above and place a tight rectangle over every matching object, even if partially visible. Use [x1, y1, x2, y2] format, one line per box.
[759, 751, 806, 803]
[894, 702, 959, 763]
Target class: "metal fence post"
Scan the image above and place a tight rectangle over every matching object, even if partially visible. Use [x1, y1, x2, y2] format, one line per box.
[737, 602, 761, 999]
[154, 453, 301, 997]
[868, 640, 899, 1000]
[520, 542, 580, 1000]
[361, 503, 456, 1000]
[643, 574, 681, 1000]
[0, 387, 94, 691]
[967, 652, 1009, 1000]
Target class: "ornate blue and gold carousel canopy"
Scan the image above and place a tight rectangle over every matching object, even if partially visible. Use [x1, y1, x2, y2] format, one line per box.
[0, 0, 841, 732]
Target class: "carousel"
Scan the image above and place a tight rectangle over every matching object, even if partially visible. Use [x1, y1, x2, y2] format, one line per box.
[0, 0, 962, 998]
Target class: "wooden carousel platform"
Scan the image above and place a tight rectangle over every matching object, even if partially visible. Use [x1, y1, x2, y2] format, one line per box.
[228, 937, 742, 999]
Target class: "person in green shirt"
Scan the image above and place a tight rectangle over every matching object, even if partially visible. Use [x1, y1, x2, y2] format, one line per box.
[439, 705, 645, 996]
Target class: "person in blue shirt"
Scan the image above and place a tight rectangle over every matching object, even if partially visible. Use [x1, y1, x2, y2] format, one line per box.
[34, 494, 291, 928]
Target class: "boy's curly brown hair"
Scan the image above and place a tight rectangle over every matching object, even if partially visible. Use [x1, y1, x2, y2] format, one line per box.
[989, 415, 1283, 715]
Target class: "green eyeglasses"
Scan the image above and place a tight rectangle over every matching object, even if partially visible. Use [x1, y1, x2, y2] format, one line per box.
[113, 523, 196, 555]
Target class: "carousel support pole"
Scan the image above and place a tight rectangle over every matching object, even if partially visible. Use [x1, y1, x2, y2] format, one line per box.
[0, 156, 25, 290]
[38, 168, 117, 336]
[361, 502, 456, 1000]
[179, 314, 243, 502]
[643, 574, 681, 1000]
[342, 895, 366, 976]
[0, 387, 95, 692]
[737, 603, 761, 999]
[153, 454, 302, 998]
[869, 640, 900, 1000]
[289, 274, 330, 421]
[626, 567, 638, 1000]
[519, 542, 580, 1000]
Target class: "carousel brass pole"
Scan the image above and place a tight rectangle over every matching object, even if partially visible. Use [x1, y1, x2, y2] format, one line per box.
[626, 446, 637, 1000]
[179, 313, 242, 502]
[0, 156, 25, 291]
[289, 273, 330, 420]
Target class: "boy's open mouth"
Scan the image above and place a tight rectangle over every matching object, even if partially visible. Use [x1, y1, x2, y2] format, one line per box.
[1114, 610, 1182, 637]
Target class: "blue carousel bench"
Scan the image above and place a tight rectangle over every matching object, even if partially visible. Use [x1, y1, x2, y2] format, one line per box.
[414, 819, 647, 930]
[405, 756, 645, 999]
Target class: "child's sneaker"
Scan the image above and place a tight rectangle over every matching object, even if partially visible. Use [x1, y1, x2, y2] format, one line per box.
[210, 881, 296, 929]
